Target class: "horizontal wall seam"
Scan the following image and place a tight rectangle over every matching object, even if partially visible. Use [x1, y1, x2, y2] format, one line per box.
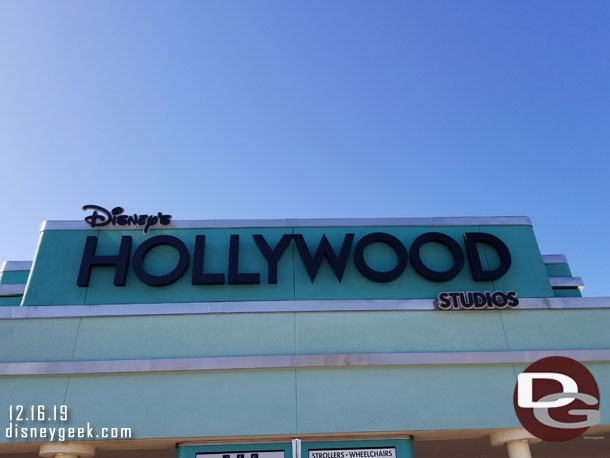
[549, 277, 585, 290]
[0, 260, 32, 272]
[541, 254, 568, 264]
[41, 216, 533, 231]
[3, 297, 610, 319]
[1, 349, 609, 376]
[0, 284, 26, 297]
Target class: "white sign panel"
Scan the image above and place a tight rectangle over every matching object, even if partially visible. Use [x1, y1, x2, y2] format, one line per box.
[197, 452, 284, 458]
[309, 449, 396, 458]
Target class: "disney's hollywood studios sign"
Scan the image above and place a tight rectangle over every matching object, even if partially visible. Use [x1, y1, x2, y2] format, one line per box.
[77, 206, 512, 288]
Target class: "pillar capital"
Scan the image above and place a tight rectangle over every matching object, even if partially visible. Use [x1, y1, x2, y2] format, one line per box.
[490, 429, 541, 458]
[39, 443, 95, 458]
[489, 428, 541, 447]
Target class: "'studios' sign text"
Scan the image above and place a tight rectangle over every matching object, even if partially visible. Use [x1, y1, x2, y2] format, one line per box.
[436, 291, 519, 309]
[76, 231, 512, 288]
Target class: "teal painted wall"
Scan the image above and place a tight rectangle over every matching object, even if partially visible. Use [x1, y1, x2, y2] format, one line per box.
[22, 224, 553, 306]
[0, 367, 518, 439]
[0, 308, 609, 442]
[553, 289, 582, 297]
[0, 296, 21, 306]
[0, 269, 28, 306]
[545, 263, 572, 277]
[1, 361, 607, 441]
[0, 270, 29, 285]
[2, 310, 609, 363]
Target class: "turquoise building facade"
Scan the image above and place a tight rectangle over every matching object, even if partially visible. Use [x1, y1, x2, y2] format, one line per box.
[0, 215, 607, 458]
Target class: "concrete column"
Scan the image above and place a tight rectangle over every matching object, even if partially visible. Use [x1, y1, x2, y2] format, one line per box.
[490, 428, 541, 458]
[39, 443, 95, 458]
[505, 440, 532, 458]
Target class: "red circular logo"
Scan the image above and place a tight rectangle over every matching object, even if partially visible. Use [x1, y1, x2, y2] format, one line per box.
[513, 356, 600, 442]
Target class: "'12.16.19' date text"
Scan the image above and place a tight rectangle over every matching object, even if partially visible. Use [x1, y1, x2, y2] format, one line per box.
[9, 405, 68, 422]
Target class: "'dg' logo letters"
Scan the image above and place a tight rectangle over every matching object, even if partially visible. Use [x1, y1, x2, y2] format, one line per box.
[513, 356, 600, 442]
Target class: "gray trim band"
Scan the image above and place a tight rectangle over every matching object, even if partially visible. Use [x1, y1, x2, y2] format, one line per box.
[0, 261, 32, 272]
[0, 284, 26, 297]
[542, 254, 568, 264]
[1, 349, 609, 376]
[41, 216, 533, 231]
[550, 277, 585, 290]
[2, 297, 609, 319]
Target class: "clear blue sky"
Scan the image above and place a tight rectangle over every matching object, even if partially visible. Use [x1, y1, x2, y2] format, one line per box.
[1, 1, 608, 295]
